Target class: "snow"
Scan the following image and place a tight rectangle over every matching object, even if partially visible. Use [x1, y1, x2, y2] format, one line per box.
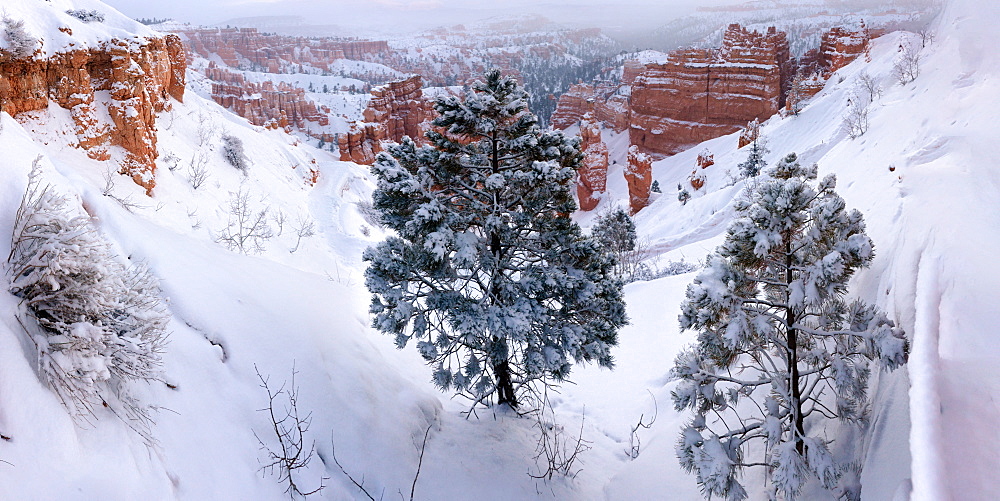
[0, 0, 998, 498]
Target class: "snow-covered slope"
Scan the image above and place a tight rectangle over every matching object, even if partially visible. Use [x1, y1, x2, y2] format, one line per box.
[573, 0, 1000, 498]
[0, 0, 997, 499]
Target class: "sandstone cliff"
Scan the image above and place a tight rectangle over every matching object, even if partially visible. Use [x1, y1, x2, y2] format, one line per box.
[1, 34, 187, 195]
[629, 24, 790, 156]
[551, 82, 629, 133]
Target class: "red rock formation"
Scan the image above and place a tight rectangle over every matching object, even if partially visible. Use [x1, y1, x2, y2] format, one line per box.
[207, 63, 330, 131]
[786, 26, 872, 113]
[689, 170, 706, 191]
[576, 114, 608, 211]
[551, 83, 594, 129]
[363, 75, 433, 144]
[174, 27, 388, 73]
[551, 82, 630, 133]
[338, 123, 386, 165]
[697, 149, 714, 169]
[820, 25, 870, 74]
[338, 75, 436, 165]
[0, 35, 187, 195]
[629, 24, 791, 157]
[625, 145, 652, 214]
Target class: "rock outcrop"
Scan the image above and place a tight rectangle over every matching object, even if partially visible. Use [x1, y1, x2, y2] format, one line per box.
[338, 123, 386, 165]
[207, 63, 330, 131]
[820, 25, 870, 74]
[786, 25, 872, 112]
[362, 75, 433, 145]
[625, 145, 652, 214]
[0, 35, 187, 195]
[551, 82, 629, 132]
[576, 114, 608, 211]
[339, 75, 436, 165]
[629, 24, 791, 156]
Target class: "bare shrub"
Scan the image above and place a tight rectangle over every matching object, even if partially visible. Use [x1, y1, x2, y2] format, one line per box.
[856, 72, 883, 103]
[842, 92, 871, 139]
[894, 42, 921, 85]
[216, 188, 274, 254]
[188, 150, 210, 189]
[356, 200, 384, 228]
[290, 217, 315, 254]
[254, 365, 326, 498]
[625, 391, 657, 460]
[529, 390, 591, 480]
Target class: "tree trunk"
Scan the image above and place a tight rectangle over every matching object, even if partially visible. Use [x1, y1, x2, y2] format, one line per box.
[494, 360, 517, 409]
[786, 241, 805, 455]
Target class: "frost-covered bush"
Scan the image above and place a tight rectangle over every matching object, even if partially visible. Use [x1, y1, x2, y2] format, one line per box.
[222, 134, 249, 173]
[672, 153, 908, 500]
[7, 164, 168, 442]
[2, 17, 38, 59]
[65, 9, 105, 23]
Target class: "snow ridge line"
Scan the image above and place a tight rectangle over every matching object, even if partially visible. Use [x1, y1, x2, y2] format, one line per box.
[908, 249, 950, 501]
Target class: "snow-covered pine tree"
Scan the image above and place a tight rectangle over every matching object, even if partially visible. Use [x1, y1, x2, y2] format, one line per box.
[593, 207, 642, 282]
[7, 163, 168, 442]
[364, 69, 627, 410]
[738, 136, 769, 178]
[672, 153, 908, 500]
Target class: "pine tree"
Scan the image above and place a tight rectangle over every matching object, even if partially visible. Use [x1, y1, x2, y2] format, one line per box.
[364, 69, 627, 410]
[651, 180, 661, 194]
[593, 207, 638, 282]
[672, 153, 908, 500]
[738, 136, 769, 178]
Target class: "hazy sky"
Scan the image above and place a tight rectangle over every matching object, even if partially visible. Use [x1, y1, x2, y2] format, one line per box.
[102, 0, 739, 34]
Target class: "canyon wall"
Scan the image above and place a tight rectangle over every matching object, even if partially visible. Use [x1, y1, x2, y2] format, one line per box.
[175, 27, 387, 72]
[0, 35, 187, 194]
[552, 24, 791, 158]
[629, 24, 790, 156]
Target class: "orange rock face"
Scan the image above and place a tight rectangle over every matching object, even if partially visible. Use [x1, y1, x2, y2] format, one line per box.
[340, 75, 436, 165]
[576, 115, 609, 211]
[787, 26, 871, 112]
[629, 24, 791, 156]
[339, 123, 387, 165]
[363, 75, 433, 144]
[697, 148, 714, 169]
[0, 35, 187, 195]
[207, 63, 330, 131]
[820, 26, 870, 74]
[625, 145, 652, 214]
[551, 82, 629, 133]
